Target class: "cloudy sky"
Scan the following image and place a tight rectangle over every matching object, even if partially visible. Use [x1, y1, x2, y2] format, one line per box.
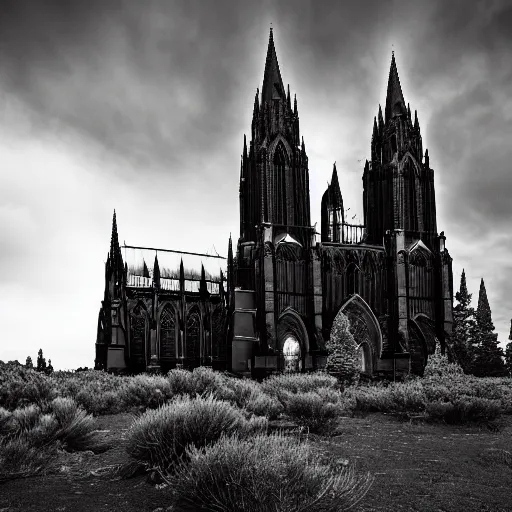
[1, 0, 511, 369]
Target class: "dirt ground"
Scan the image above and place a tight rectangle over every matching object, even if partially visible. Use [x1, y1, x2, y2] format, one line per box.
[1, 413, 511, 512]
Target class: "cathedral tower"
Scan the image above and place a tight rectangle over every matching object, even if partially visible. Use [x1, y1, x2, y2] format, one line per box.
[363, 53, 437, 248]
[239, 28, 310, 244]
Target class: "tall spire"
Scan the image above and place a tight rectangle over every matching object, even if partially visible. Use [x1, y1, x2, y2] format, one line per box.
[378, 104, 384, 133]
[261, 27, 285, 103]
[294, 93, 297, 115]
[385, 52, 406, 123]
[153, 254, 160, 289]
[110, 210, 120, 258]
[109, 209, 123, 269]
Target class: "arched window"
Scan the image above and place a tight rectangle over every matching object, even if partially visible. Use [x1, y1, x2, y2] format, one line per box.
[160, 307, 176, 360]
[186, 309, 201, 362]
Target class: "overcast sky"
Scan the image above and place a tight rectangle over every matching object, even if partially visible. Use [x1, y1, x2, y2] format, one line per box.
[1, 0, 511, 369]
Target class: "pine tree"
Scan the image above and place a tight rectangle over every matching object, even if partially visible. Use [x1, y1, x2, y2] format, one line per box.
[505, 320, 512, 376]
[326, 312, 360, 384]
[45, 359, 54, 375]
[25, 356, 34, 369]
[451, 269, 475, 372]
[36, 348, 47, 373]
[471, 279, 506, 377]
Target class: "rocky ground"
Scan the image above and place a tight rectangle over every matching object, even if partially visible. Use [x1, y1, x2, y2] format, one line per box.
[1, 412, 511, 512]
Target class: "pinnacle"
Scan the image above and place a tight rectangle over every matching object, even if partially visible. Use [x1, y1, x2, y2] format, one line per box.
[261, 27, 285, 103]
[385, 52, 406, 123]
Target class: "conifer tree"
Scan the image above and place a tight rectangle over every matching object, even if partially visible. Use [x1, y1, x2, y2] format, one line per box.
[471, 279, 506, 377]
[25, 356, 34, 369]
[451, 269, 474, 372]
[505, 320, 512, 376]
[326, 312, 360, 384]
[36, 348, 47, 373]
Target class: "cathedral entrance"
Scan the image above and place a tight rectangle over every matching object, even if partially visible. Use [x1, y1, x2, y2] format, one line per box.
[336, 294, 383, 376]
[277, 308, 309, 373]
[283, 335, 301, 372]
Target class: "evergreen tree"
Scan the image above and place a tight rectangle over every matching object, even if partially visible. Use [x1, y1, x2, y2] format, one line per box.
[505, 320, 512, 376]
[25, 356, 34, 369]
[45, 359, 54, 375]
[471, 279, 506, 377]
[326, 312, 360, 384]
[451, 269, 475, 372]
[36, 348, 47, 373]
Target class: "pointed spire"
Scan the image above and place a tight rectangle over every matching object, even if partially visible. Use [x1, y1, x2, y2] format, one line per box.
[227, 234, 234, 298]
[286, 84, 291, 110]
[414, 109, 419, 129]
[243, 134, 247, 159]
[110, 209, 120, 258]
[294, 93, 297, 115]
[200, 264, 208, 298]
[261, 27, 285, 103]
[424, 148, 429, 168]
[407, 103, 411, 120]
[153, 254, 160, 289]
[378, 104, 384, 133]
[372, 116, 378, 139]
[253, 87, 259, 115]
[179, 257, 185, 293]
[143, 260, 150, 278]
[330, 162, 342, 207]
[301, 136, 305, 153]
[385, 52, 406, 123]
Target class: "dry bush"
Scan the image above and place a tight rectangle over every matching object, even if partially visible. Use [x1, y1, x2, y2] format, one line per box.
[261, 373, 339, 402]
[426, 397, 501, 424]
[165, 433, 373, 512]
[281, 391, 341, 433]
[0, 397, 104, 482]
[126, 394, 268, 474]
[0, 363, 55, 410]
[119, 374, 173, 410]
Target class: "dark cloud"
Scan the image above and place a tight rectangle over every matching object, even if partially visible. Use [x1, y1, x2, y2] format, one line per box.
[0, 0, 269, 177]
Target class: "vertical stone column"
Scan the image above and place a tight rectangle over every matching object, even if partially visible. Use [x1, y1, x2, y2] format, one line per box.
[394, 230, 409, 351]
[311, 245, 323, 346]
[147, 291, 160, 373]
[439, 234, 453, 353]
[263, 226, 276, 351]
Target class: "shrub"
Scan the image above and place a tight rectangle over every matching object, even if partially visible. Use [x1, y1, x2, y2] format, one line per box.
[261, 373, 339, 402]
[166, 368, 197, 396]
[126, 395, 268, 473]
[0, 437, 57, 483]
[424, 350, 465, 378]
[426, 397, 501, 424]
[281, 391, 340, 433]
[49, 397, 105, 452]
[119, 374, 172, 410]
[348, 381, 426, 414]
[165, 433, 373, 512]
[0, 363, 55, 410]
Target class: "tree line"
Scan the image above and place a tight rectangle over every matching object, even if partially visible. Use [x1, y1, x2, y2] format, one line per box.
[451, 270, 511, 377]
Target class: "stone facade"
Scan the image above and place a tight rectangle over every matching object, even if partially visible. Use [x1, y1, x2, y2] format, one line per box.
[95, 30, 453, 378]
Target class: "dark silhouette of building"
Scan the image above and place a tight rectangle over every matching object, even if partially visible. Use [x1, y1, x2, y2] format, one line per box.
[95, 30, 453, 378]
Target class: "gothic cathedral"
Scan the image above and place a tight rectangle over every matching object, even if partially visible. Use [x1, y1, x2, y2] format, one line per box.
[95, 29, 454, 378]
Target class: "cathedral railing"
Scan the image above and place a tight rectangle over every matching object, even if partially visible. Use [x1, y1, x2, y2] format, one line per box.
[127, 274, 152, 288]
[128, 274, 220, 295]
[341, 223, 366, 244]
